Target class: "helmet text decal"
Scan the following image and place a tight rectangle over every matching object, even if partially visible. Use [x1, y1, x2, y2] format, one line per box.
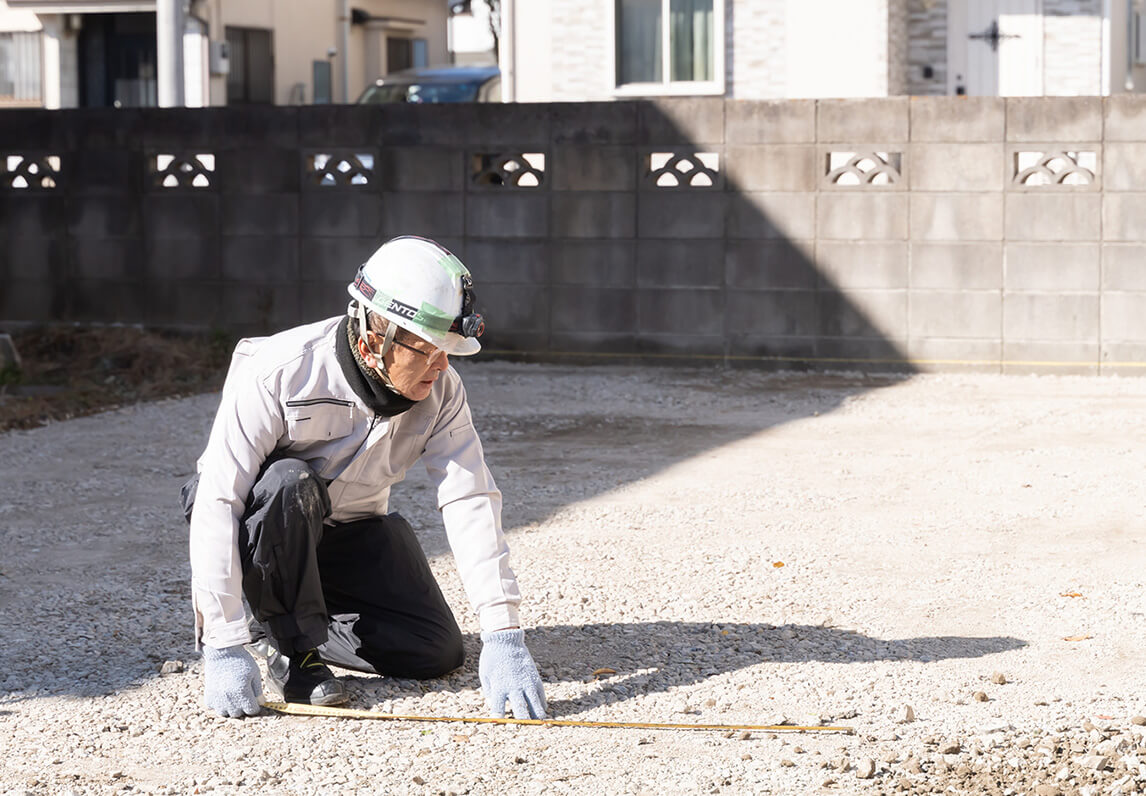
[387, 298, 419, 321]
[353, 271, 376, 300]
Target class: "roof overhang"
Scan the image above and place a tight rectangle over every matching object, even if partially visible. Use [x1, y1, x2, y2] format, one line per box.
[7, 0, 156, 12]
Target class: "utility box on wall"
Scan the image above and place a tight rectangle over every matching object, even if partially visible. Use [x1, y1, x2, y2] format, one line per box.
[209, 40, 230, 76]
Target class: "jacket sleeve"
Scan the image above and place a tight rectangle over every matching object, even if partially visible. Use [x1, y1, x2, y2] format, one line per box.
[188, 352, 285, 649]
[422, 375, 521, 632]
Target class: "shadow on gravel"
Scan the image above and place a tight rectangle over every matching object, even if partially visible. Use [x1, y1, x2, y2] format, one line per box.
[523, 623, 1026, 717]
[344, 621, 1026, 718]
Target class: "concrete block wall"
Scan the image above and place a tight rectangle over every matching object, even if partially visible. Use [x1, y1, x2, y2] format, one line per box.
[3, 96, 1146, 374]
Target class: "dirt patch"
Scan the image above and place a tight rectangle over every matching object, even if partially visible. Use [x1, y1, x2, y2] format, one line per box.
[0, 326, 232, 433]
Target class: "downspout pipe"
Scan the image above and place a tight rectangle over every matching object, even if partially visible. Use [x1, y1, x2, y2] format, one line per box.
[338, 0, 350, 103]
[501, 0, 515, 101]
[157, 0, 185, 106]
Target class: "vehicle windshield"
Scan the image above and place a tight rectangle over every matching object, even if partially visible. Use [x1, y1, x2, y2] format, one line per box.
[358, 80, 483, 104]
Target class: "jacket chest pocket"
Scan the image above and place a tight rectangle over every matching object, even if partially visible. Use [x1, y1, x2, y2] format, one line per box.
[284, 400, 355, 442]
[339, 413, 433, 486]
[389, 413, 434, 457]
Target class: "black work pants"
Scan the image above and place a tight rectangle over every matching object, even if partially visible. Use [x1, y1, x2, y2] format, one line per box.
[181, 458, 464, 679]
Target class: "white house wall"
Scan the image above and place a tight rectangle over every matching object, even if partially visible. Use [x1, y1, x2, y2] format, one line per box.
[550, 0, 608, 100]
[515, 0, 896, 101]
[1043, 0, 1104, 94]
[728, 0, 785, 97]
[784, 0, 891, 97]
[0, 1, 41, 31]
[449, 0, 495, 64]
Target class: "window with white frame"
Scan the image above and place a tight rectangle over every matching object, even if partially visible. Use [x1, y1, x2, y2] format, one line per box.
[0, 31, 42, 105]
[615, 0, 719, 90]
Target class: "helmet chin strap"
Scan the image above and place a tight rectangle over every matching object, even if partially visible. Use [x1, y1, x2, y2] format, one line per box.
[355, 301, 400, 391]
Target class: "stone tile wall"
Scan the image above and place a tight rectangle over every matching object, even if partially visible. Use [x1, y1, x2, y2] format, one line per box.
[906, 0, 947, 95]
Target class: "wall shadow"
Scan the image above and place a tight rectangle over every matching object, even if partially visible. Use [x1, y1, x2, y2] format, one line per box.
[401, 98, 920, 546]
[341, 621, 1026, 719]
[0, 100, 924, 709]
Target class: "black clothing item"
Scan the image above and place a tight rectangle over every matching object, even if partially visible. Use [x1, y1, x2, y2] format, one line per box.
[266, 647, 348, 706]
[180, 459, 464, 678]
[336, 315, 417, 417]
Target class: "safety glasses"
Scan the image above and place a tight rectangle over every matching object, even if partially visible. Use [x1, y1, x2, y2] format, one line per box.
[391, 336, 448, 366]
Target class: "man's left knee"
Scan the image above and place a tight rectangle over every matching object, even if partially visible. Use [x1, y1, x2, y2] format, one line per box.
[416, 623, 465, 678]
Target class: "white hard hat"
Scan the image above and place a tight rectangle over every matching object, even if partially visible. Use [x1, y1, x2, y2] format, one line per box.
[347, 236, 484, 356]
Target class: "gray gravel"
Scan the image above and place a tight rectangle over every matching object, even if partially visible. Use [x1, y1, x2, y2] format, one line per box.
[3, 363, 1146, 794]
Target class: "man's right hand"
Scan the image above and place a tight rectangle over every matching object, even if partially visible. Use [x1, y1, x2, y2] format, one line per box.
[202, 644, 263, 717]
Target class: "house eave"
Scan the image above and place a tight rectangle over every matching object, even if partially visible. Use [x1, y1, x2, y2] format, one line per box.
[7, 1, 156, 13]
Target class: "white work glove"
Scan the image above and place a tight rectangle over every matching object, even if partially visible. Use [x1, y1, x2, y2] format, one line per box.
[202, 644, 263, 718]
[478, 629, 548, 719]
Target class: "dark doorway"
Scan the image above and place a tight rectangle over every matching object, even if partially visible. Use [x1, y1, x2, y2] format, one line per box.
[225, 26, 274, 104]
[387, 36, 412, 74]
[77, 13, 157, 108]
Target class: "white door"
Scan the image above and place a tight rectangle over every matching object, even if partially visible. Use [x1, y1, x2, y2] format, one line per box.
[948, 0, 1044, 96]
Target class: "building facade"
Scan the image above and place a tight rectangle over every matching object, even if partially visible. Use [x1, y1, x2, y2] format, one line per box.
[502, 0, 1146, 102]
[0, 0, 449, 108]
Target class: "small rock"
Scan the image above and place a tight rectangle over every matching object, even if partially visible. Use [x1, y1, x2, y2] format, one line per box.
[160, 660, 184, 675]
[514, 756, 527, 764]
[1033, 785, 1061, 796]
[897, 705, 915, 724]
[780, 759, 795, 767]
[820, 777, 837, 788]
[973, 691, 989, 702]
[740, 754, 752, 761]
[990, 671, 1007, 685]
[737, 731, 751, 741]
[412, 776, 425, 785]
[939, 741, 962, 755]
[856, 758, 876, 779]
[1080, 754, 1111, 771]
[704, 698, 717, 708]
[902, 756, 922, 774]
[1132, 716, 1146, 726]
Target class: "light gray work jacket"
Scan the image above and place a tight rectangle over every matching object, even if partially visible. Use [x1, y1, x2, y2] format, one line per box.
[188, 316, 520, 650]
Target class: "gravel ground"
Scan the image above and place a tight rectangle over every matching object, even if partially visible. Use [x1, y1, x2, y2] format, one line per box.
[3, 362, 1146, 795]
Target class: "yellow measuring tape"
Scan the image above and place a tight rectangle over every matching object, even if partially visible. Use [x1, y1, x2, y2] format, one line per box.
[264, 701, 854, 734]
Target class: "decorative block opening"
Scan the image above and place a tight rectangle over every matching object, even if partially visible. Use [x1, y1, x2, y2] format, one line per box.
[153, 153, 215, 188]
[471, 153, 546, 187]
[1013, 151, 1096, 186]
[648, 152, 720, 188]
[4, 155, 61, 189]
[826, 152, 902, 186]
[308, 153, 375, 187]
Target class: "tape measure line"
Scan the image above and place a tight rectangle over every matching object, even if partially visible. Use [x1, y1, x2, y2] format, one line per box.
[263, 701, 854, 734]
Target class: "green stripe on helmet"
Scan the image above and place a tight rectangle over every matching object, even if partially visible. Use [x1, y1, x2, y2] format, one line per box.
[438, 253, 469, 279]
[410, 300, 455, 333]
